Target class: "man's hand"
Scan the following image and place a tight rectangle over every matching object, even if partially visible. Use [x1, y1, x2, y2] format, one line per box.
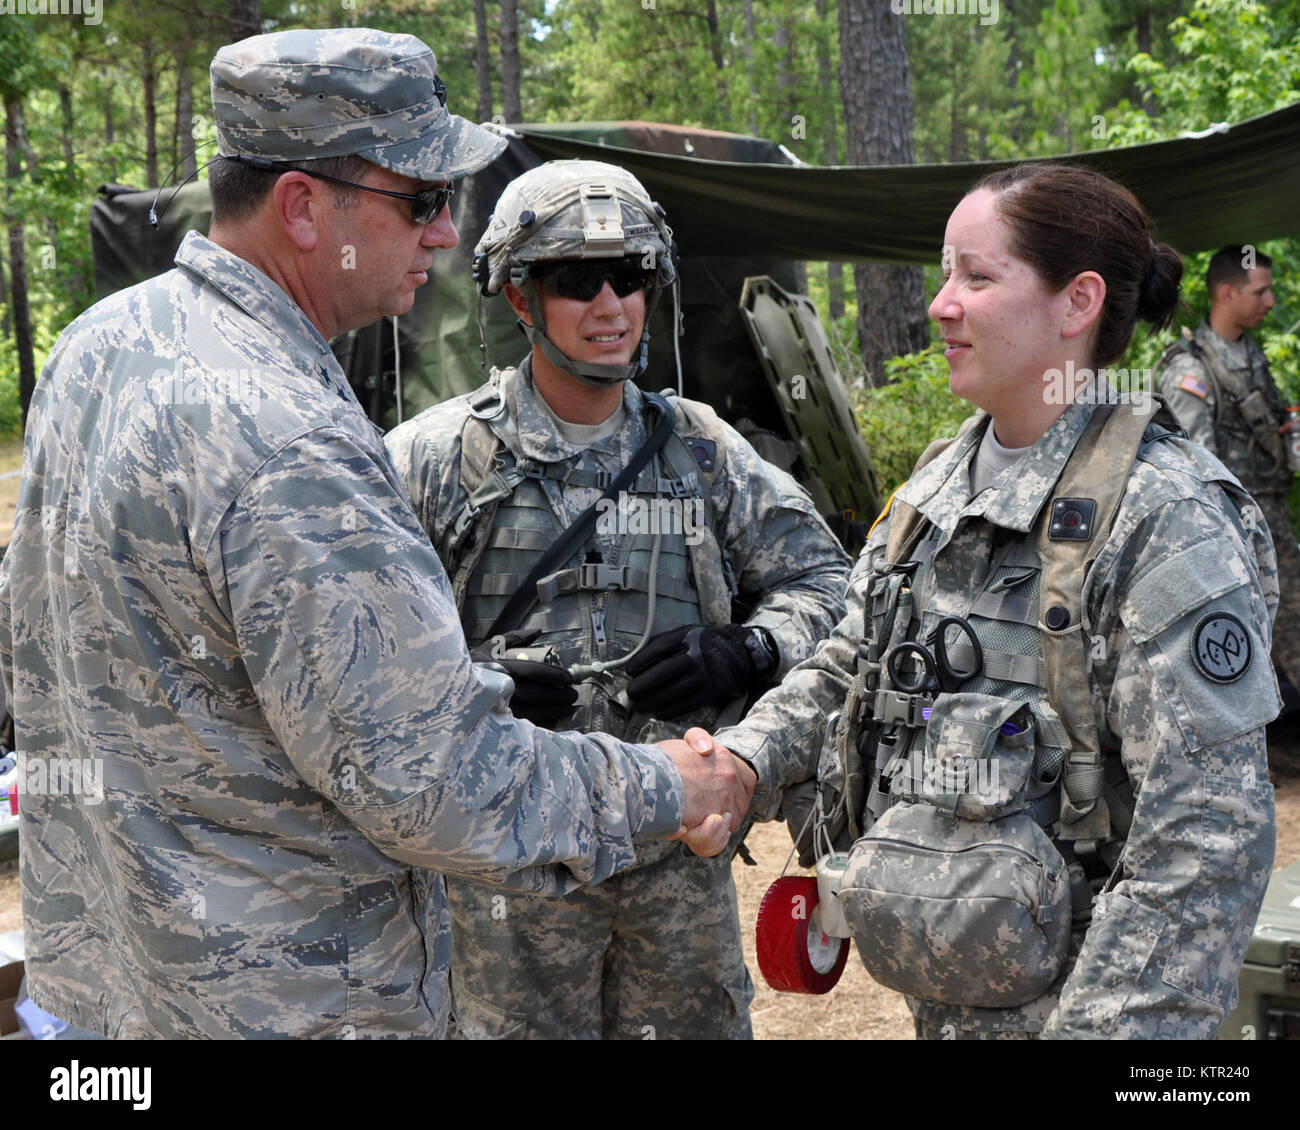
[658, 726, 757, 856]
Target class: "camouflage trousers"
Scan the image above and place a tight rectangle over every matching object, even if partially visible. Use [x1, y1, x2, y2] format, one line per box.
[446, 839, 754, 1040]
[1258, 492, 1300, 693]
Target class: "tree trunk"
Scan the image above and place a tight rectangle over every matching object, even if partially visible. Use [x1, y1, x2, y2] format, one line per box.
[142, 42, 159, 188]
[704, 0, 725, 68]
[176, 52, 196, 180]
[839, 0, 928, 385]
[58, 84, 76, 173]
[743, 0, 758, 137]
[474, 0, 493, 123]
[103, 71, 116, 182]
[499, 0, 522, 123]
[0, 249, 10, 339]
[1136, 12, 1156, 117]
[816, 0, 844, 322]
[774, 18, 795, 108]
[4, 94, 36, 425]
[227, 0, 260, 42]
[704, 0, 727, 119]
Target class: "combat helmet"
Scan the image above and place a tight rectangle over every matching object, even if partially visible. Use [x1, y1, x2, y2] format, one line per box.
[472, 159, 678, 387]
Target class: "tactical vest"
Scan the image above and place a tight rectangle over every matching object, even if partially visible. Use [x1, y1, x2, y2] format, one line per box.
[825, 402, 1169, 1009]
[1158, 325, 1287, 485]
[441, 378, 738, 743]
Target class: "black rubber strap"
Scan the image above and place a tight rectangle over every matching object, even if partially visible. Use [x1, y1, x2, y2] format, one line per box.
[483, 392, 678, 640]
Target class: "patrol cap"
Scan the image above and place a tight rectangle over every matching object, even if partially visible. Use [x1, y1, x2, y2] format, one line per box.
[210, 27, 507, 181]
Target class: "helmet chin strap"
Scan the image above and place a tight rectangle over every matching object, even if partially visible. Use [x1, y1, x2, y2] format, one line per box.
[521, 282, 646, 388]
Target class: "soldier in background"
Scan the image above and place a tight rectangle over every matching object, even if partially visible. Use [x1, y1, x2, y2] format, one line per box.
[1157, 246, 1300, 773]
[387, 160, 850, 1039]
[0, 30, 751, 1039]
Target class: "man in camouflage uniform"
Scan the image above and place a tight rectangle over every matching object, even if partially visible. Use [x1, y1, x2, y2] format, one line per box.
[386, 160, 850, 1039]
[717, 387, 1278, 1038]
[1157, 246, 1300, 762]
[0, 30, 752, 1039]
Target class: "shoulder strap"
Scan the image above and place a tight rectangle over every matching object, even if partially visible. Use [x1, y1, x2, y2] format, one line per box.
[1178, 326, 1247, 433]
[659, 400, 737, 616]
[445, 385, 517, 615]
[1034, 398, 1170, 852]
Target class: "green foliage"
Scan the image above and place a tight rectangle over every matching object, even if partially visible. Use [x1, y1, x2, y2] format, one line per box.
[1105, 0, 1300, 143]
[908, 12, 1019, 163]
[1015, 0, 1116, 154]
[4, 0, 1300, 449]
[853, 345, 974, 499]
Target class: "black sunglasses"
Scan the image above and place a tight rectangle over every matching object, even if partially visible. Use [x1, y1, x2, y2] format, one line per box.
[225, 155, 455, 225]
[530, 257, 655, 302]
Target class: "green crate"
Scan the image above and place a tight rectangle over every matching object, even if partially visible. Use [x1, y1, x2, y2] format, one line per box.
[1219, 860, 1300, 1040]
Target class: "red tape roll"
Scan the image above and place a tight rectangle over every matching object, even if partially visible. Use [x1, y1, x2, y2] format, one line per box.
[755, 875, 849, 994]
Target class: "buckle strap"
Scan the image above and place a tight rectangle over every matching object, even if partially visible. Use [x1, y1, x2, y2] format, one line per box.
[516, 457, 612, 490]
[872, 688, 930, 727]
[627, 468, 699, 498]
[449, 463, 528, 552]
[535, 564, 698, 604]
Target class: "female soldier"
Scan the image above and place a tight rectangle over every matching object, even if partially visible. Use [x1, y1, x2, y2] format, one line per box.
[717, 164, 1278, 1039]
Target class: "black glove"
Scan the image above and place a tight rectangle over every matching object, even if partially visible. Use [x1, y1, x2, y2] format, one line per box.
[625, 623, 773, 719]
[470, 629, 578, 728]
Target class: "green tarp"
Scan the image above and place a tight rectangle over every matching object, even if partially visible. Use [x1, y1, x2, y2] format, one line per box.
[519, 102, 1300, 262]
[92, 104, 1300, 427]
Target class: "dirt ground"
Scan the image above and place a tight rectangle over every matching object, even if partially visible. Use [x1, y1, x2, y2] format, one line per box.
[2, 747, 1297, 1039]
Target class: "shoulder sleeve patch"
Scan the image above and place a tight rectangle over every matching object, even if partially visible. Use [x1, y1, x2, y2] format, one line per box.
[683, 436, 716, 471]
[1191, 612, 1252, 683]
[1179, 374, 1210, 400]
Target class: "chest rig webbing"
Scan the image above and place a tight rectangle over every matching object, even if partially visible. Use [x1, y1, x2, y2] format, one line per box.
[441, 379, 738, 740]
[831, 403, 1175, 884]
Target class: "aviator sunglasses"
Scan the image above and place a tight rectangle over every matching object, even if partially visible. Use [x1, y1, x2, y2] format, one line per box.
[530, 257, 655, 301]
[223, 154, 455, 225]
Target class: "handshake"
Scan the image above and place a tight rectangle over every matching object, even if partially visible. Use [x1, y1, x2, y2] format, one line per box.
[656, 728, 757, 858]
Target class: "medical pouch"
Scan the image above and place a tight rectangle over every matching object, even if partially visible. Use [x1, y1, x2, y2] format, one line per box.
[877, 692, 1037, 820]
[837, 802, 1071, 1006]
[837, 694, 1070, 1007]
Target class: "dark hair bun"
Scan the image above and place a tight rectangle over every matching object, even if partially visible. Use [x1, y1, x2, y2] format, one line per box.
[1137, 241, 1183, 332]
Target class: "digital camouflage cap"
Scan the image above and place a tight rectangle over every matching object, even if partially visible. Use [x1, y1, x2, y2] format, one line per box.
[210, 27, 507, 181]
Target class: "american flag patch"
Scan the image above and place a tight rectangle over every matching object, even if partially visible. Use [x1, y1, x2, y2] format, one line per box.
[1179, 374, 1210, 400]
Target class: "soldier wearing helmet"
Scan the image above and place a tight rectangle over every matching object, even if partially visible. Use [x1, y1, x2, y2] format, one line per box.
[387, 159, 851, 1039]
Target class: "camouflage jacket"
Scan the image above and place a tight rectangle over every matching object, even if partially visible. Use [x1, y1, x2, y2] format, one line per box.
[385, 361, 851, 744]
[0, 233, 686, 1039]
[1157, 320, 1291, 497]
[718, 394, 1280, 1038]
